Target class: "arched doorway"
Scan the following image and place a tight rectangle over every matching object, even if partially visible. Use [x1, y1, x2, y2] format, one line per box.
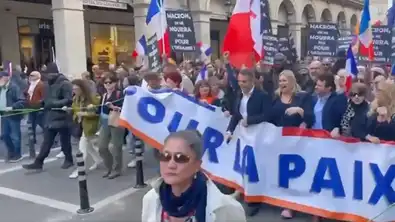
[337, 11, 348, 35]
[320, 8, 333, 23]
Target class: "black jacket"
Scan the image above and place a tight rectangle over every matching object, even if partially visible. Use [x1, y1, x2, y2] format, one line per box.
[226, 88, 272, 133]
[42, 63, 73, 129]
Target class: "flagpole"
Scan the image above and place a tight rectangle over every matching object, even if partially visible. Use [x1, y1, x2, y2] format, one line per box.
[160, 0, 166, 60]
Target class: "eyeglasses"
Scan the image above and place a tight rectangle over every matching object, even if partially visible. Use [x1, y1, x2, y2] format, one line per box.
[349, 92, 365, 98]
[104, 81, 113, 85]
[158, 152, 191, 163]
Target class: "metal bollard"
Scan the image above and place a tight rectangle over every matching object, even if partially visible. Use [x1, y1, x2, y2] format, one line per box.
[27, 124, 35, 159]
[134, 137, 147, 188]
[76, 152, 94, 214]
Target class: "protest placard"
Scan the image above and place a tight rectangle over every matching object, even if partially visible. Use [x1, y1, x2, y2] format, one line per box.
[307, 22, 338, 57]
[166, 10, 196, 52]
[146, 34, 160, 71]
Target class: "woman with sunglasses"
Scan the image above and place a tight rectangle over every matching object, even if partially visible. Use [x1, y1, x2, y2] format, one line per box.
[142, 130, 246, 222]
[330, 83, 369, 140]
[97, 72, 125, 179]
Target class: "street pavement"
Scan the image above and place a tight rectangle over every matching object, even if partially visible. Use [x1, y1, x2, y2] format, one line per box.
[0, 121, 338, 222]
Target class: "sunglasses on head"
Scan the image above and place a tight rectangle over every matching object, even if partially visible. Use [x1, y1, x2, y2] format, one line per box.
[349, 92, 364, 97]
[158, 152, 190, 163]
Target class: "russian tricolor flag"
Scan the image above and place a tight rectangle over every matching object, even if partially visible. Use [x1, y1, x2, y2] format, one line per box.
[359, 0, 374, 61]
[345, 45, 358, 93]
[132, 35, 147, 57]
[146, 0, 170, 56]
[197, 42, 212, 60]
[195, 65, 208, 83]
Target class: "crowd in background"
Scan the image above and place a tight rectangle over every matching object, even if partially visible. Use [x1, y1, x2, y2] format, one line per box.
[0, 49, 395, 221]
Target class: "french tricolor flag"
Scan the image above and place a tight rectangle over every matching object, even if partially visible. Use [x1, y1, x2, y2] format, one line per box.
[359, 0, 374, 61]
[222, 0, 262, 68]
[197, 42, 212, 60]
[195, 65, 208, 83]
[146, 0, 170, 56]
[345, 45, 358, 93]
[132, 36, 147, 57]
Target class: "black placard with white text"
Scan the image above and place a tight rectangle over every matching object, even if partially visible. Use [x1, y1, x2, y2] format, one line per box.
[146, 34, 160, 71]
[359, 26, 391, 64]
[262, 34, 278, 65]
[166, 10, 196, 52]
[307, 22, 338, 57]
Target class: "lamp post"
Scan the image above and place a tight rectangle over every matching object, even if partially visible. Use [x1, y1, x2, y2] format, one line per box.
[224, 0, 234, 20]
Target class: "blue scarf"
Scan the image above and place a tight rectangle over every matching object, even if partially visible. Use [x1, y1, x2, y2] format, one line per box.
[159, 172, 207, 222]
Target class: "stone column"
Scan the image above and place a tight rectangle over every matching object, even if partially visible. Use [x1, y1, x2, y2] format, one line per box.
[191, 11, 211, 45]
[0, 1, 20, 64]
[132, 0, 149, 67]
[289, 23, 303, 59]
[52, 0, 87, 79]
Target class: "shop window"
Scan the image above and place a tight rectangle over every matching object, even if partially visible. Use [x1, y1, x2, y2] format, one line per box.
[89, 23, 135, 69]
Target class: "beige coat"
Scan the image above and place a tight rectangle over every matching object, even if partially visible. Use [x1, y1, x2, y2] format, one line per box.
[142, 177, 246, 222]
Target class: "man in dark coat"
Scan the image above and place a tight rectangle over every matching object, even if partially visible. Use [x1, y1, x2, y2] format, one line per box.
[23, 63, 74, 170]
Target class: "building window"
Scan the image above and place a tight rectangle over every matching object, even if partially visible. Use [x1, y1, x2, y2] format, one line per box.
[17, 18, 55, 71]
[210, 30, 220, 59]
[89, 23, 135, 69]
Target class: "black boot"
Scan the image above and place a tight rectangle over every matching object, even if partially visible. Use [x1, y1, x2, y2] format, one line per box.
[61, 161, 74, 169]
[22, 162, 43, 170]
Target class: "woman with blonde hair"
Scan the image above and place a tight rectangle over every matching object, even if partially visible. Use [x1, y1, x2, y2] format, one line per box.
[267, 70, 314, 219]
[268, 70, 313, 129]
[365, 81, 395, 143]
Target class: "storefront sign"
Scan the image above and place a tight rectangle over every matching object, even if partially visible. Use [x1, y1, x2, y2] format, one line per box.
[166, 10, 197, 52]
[359, 26, 391, 64]
[146, 34, 160, 71]
[82, 0, 128, 9]
[38, 19, 53, 36]
[307, 22, 338, 57]
[262, 34, 278, 65]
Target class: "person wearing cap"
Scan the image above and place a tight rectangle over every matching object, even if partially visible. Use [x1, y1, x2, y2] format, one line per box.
[142, 130, 246, 222]
[0, 70, 26, 162]
[23, 63, 74, 171]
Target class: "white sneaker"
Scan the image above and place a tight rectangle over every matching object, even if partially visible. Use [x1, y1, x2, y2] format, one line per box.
[56, 152, 65, 158]
[127, 159, 136, 168]
[69, 170, 78, 179]
[88, 163, 99, 171]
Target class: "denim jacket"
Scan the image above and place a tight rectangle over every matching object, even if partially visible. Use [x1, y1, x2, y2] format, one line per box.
[1, 82, 26, 119]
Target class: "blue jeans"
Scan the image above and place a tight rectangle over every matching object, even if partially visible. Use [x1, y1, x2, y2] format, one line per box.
[1, 117, 22, 158]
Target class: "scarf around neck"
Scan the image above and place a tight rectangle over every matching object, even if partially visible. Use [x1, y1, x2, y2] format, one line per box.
[159, 172, 207, 222]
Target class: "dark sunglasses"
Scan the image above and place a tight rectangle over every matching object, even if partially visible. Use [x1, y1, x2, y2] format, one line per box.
[349, 92, 365, 97]
[104, 81, 113, 85]
[158, 152, 190, 163]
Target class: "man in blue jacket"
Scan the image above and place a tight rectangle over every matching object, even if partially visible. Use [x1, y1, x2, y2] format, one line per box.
[312, 74, 347, 132]
[0, 71, 26, 162]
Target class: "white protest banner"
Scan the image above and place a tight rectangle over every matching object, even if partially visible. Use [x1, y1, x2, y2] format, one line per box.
[119, 86, 395, 221]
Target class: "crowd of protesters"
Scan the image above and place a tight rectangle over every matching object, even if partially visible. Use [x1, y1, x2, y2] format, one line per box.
[1, 48, 395, 221]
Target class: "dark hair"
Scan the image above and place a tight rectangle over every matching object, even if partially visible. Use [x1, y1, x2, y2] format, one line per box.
[317, 73, 336, 91]
[238, 68, 254, 80]
[143, 71, 160, 81]
[194, 80, 212, 98]
[125, 75, 140, 86]
[102, 72, 118, 83]
[350, 82, 368, 97]
[71, 79, 94, 104]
